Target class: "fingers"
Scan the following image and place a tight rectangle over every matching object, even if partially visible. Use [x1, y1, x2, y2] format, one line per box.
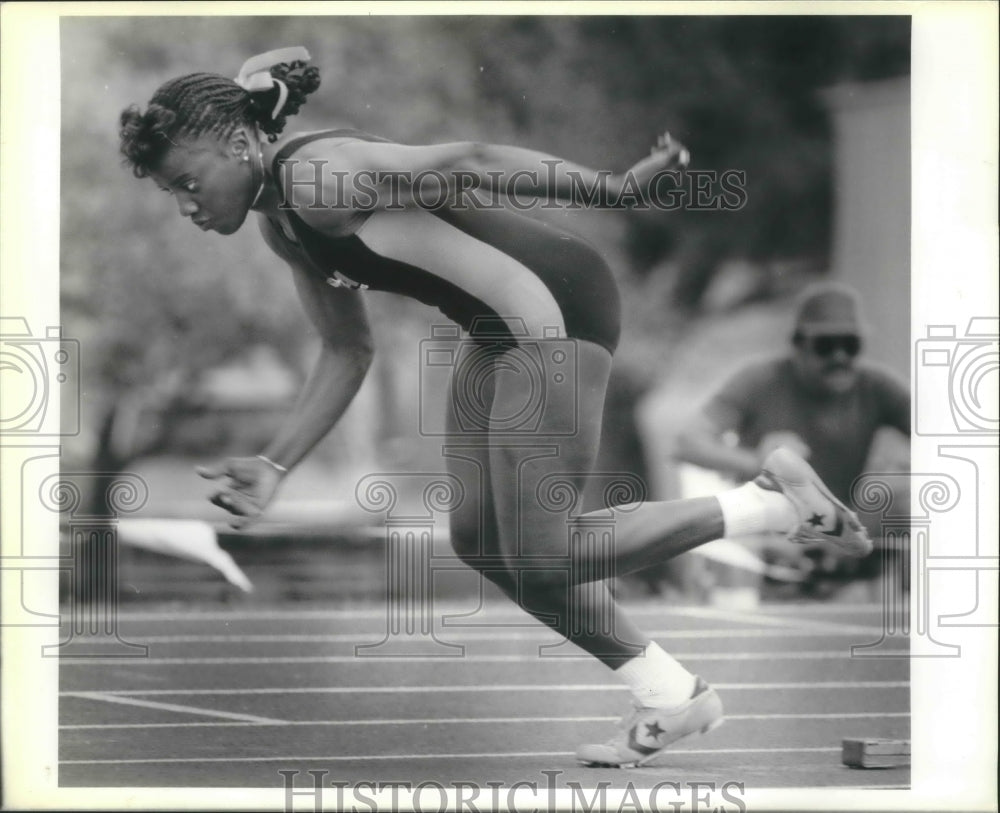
[197, 457, 263, 486]
[196, 462, 228, 480]
[653, 130, 690, 168]
[210, 489, 263, 530]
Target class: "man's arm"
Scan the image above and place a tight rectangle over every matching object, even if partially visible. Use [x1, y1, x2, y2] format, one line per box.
[673, 362, 809, 481]
[873, 365, 912, 436]
[674, 410, 762, 483]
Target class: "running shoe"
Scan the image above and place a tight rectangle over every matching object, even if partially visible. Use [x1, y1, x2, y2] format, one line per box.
[576, 676, 724, 767]
[755, 447, 873, 557]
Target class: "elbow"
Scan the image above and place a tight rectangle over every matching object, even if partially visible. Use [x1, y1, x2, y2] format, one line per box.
[452, 141, 490, 176]
[320, 336, 374, 377]
[672, 431, 697, 464]
[353, 329, 375, 368]
[672, 418, 700, 458]
[350, 340, 375, 376]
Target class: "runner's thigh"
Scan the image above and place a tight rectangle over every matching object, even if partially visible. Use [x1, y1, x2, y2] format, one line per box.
[487, 339, 613, 562]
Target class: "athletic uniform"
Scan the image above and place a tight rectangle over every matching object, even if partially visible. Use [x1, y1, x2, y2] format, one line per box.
[266, 130, 621, 353]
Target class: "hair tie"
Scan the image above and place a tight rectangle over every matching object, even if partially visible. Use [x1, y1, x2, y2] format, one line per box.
[234, 47, 310, 119]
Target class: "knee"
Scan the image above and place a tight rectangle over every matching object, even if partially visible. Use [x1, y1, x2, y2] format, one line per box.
[449, 525, 484, 569]
[449, 532, 518, 596]
[509, 563, 572, 598]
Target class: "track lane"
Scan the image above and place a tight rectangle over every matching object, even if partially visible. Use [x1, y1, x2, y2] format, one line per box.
[58, 601, 911, 789]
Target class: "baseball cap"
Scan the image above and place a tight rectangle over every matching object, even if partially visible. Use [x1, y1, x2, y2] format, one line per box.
[793, 282, 866, 337]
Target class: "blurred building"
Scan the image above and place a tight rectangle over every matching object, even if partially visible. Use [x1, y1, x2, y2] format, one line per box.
[822, 76, 911, 379]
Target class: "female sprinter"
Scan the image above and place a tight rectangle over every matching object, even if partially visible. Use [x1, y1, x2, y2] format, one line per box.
[119, 48, 871, 767]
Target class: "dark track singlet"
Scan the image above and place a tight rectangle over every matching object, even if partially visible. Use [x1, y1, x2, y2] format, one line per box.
[269, 130, 621, 353]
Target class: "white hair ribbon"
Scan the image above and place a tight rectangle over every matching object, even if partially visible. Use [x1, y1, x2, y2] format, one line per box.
[234, 47, 311, 119]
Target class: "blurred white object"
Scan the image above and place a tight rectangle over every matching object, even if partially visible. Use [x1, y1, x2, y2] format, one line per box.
[118, 518, 253, 593]
[696, 538, 766, 574]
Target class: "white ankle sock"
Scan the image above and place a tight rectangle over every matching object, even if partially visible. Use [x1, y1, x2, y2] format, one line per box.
[716, 481, 797, 537]
[615, 642, 697, 708]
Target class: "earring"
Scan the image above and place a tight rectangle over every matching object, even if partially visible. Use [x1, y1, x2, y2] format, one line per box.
[242, 155, 250, 163]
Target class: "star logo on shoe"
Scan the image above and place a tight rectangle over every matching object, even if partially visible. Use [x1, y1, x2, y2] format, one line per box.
[645, 721, 667, 741]
[626, 723, 661, 756]
[807, 513, 825, 527]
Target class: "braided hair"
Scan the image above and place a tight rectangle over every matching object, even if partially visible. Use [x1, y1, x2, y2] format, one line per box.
[119, 60, 320, 178]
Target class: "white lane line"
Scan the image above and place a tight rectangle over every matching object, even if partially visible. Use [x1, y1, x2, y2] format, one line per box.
[666, 606, 881, 635]
[112, 604, 889, 622]
[59, 649, 908, 666]
[70, 692, 286, 724]
[60, 711, 911, 730]
[112, 626, 885, 644]
[61, 746, 843, 766]
[748, 603, 893, 615]
[60, 680, 909, 697]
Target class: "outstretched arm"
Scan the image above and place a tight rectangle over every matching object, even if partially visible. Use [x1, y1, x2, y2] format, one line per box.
[291, 131, 690, 218]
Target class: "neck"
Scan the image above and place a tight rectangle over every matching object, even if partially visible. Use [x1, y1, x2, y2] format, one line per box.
[248, 134, 267, 210]
[248, 132, 284, 214]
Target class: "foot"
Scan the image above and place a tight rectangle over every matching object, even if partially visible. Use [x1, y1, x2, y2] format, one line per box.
[755, 447, 873, 557]
[576, 676, 724, 767]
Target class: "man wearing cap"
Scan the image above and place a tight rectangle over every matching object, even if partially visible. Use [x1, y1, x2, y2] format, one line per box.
[675, 282, 910, 589]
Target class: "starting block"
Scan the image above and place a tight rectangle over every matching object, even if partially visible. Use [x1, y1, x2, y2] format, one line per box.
[841, 738, 910, 769]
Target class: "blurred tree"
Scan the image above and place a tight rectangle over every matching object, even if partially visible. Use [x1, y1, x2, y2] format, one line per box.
[465, 15, 909, 312]
[60, 15, 910, 505]
[61, 23, 311, 511]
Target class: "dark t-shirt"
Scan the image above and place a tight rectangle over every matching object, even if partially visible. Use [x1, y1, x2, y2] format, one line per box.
[703, 357, 910, 503]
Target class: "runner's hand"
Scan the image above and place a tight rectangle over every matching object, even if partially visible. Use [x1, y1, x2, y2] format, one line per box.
[196, 456, 285, 530]
[757, 431, 812, 463]
[618, 131, 691, 197]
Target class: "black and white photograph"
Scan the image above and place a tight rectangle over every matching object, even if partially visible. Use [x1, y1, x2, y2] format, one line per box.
[0, 3, 996, 811]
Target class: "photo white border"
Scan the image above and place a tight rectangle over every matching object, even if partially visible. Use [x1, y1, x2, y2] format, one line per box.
[1, 2, 997, 811]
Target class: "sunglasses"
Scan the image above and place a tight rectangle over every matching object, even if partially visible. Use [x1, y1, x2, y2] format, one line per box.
[802, 334, 862, 358]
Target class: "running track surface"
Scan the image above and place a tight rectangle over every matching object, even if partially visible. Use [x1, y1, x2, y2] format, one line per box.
[59, 600, 910, 789]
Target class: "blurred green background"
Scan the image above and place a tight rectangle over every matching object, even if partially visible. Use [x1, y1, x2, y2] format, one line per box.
[60, 14, 910, 524]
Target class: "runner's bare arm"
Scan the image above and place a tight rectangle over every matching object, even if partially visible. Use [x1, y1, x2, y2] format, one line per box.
[256, 222, 375, 472]
[290, 134, 690, 221]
